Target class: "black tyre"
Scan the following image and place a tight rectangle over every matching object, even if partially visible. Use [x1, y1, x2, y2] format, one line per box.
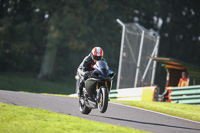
[98, 87, 108, 113]
[79, 97, 91, 114]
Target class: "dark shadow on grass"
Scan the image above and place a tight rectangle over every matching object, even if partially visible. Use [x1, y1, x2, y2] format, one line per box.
[90, 115, 200, 132]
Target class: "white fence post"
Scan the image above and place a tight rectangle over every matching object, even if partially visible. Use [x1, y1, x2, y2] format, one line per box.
[141, 34, 160, 84]
[151, 36, 160, 85]
[116, 19, 126, 90]
[134, 23, 145, 88]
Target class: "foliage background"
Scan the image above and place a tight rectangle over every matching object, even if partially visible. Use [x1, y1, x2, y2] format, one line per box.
[0, 0, 200, 93]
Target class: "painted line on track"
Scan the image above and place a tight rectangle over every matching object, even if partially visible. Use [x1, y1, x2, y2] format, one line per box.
[110, 102, 200, 124]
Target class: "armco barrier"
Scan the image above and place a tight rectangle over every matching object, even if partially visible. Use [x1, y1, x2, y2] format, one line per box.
[169, 85, 200, 105]
[109, 86, 159, 102]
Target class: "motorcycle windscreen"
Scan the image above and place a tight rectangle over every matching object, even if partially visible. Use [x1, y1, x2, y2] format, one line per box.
[95, 61, 109, 77]
[95, 60, 108, 70]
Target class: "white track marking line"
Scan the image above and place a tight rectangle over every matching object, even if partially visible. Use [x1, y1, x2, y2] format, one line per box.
[110, 102, 200, 124]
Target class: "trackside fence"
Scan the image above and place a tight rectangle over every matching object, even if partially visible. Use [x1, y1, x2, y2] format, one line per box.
[169, 85, 200, 105]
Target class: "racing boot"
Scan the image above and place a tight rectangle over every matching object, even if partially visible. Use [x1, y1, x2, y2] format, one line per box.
[78, 81, 84, 97]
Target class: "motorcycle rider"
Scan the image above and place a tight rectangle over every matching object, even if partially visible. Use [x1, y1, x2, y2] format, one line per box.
[77, 47, 104, 97]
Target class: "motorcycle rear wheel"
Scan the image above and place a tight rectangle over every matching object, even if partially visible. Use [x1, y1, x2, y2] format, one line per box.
[98, 87, 108, 113]
[79, 97, 91, 114]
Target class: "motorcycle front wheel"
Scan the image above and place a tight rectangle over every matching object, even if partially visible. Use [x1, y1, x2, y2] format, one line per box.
[98, 87, 108, 113]
[79, 97, 91, 114]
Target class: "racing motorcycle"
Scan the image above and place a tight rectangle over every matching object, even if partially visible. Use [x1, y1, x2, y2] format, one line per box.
[77, 60, 115, 114]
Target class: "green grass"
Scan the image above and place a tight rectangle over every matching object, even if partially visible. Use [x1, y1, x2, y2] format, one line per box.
[0, 72, 75, 95]
[111, 100, 200, 122]
[0, 102, 148, 133]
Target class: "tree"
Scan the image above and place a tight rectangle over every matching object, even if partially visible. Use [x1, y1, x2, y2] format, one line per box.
[1, 0, 200, 91]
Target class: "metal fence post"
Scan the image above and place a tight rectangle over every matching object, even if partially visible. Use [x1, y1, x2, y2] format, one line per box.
[151, 29, 160, 86]
[134, 23, 145, 88]
[116, 19, 126, 90]
[151, 38, 159, 85]
[141, 33, 160, 85]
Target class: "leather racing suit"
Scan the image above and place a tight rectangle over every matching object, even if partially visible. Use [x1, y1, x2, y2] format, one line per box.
[77, 53, 105, 96]
[77, 53, 95, 96]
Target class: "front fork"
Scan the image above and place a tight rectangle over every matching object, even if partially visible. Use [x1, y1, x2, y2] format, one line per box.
[96, 81, 110, 103]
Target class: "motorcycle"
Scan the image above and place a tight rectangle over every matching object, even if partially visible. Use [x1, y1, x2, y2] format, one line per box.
[77, 60, 115, 114]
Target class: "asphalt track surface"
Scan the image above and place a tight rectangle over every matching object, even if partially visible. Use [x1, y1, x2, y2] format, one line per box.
[0, 90, 200, 133]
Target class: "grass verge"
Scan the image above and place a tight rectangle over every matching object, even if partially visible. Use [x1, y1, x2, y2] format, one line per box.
[111, 100, 200, 122]
[0, 72, 75, 95]
[0, 102, 148, 133]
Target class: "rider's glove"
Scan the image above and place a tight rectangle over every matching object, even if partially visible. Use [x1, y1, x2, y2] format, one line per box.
[84, 71, 92, 79]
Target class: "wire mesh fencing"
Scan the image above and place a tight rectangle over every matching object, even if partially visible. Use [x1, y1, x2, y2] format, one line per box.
[117, 20, 159, 89]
